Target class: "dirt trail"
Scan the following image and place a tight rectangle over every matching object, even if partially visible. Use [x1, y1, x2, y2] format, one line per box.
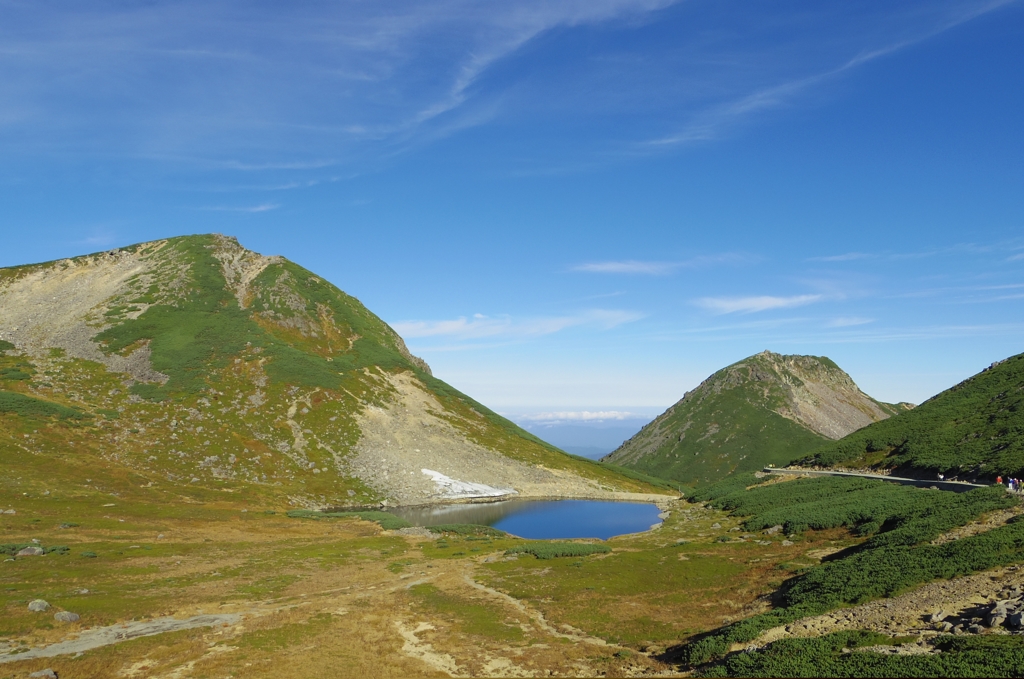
[462, 569, 615, 648]
[0, 614, 241, 663]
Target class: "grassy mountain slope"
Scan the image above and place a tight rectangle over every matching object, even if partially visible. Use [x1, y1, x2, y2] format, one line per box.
[604, 351, 905, 486]
[800, 352, 1024, 481]
[679, 473, 1024, 672]
[0, 235, 665, 508]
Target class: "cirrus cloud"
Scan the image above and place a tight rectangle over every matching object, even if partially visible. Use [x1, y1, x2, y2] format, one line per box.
[696, 294, 824, 314]
[391, 309, 643, 340]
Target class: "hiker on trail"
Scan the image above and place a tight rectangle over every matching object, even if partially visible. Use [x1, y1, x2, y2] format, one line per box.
[997, 475, 1003, 485]
[938, 473, 945, 481]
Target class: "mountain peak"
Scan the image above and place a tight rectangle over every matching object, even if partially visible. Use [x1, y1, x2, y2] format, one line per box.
[0, 235, 667, 508]
[603, 351, 907, 485]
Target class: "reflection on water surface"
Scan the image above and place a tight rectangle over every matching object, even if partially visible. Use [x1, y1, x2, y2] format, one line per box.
[386, 499, 661, 540]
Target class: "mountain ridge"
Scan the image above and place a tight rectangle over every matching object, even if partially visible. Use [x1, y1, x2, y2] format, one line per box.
[799, 351, 1024, 480]
[0, 234, 668, 508]
[603, 350, 909, 485]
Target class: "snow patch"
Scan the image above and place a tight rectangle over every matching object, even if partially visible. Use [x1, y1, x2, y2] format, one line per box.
[420, 469, 517, 499]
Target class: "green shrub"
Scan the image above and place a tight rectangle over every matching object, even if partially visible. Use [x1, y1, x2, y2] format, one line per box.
[0, 391, 88, 420]
[675, 477, 1024, 666]
[703, 630, 1024, 677]
[286, 509, 411, 531]
[703, 476, 1013, 544]
[425, 524, 506, 537]
[0, 543, 30, 556]
[505, 542, 611, 560]
[688, 472, 765, 503]
[0, 340, 15, 354]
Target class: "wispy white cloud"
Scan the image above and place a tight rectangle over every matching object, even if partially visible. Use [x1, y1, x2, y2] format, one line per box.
[573, 260, 678, 275]
[199, 203, 280, 213]
[809, 252, 872, 262]
[827, 316, 874, 328]
[642, 1, 1015, 149]
[218, 160, 336, 172]
[573, 253, 752, 275]
[392, 309, 643, 340]
[696, 294, 824, 314]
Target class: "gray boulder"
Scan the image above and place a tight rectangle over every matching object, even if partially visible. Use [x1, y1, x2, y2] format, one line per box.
[711, 523, 722, 529]
[1006, 612, 1024, 629]
[17, 546, 45, 556]
[765, 525, 783, 535]
[29, 670, 57, 679]
[28, 599, 50, 612]
[927, 611, 947, 623]
[54, 611, 80, 623]
[987, 614, 1006, 628]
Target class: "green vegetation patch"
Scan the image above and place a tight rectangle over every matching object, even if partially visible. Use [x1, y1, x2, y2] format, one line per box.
[235, 574, 301, 598]
[239, 612, 335, 652]
[702, 475, 1013, 541]
[92, 235, 416, 400]
[803, 351, 1024, 480]
[0, 339, 15, 354]
[286, 508, 412, 531]
[702, 630, 1024, 677]
[0, 390, 89, 420]
[677, 477, 1022, 666]
[425, 524, 507, 537]
[505, 541, 611, 560]
[0, 367, 32, 380]
[409, 583, 524, 642]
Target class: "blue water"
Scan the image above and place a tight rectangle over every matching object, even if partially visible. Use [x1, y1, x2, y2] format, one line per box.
[387, 499, 662, 540]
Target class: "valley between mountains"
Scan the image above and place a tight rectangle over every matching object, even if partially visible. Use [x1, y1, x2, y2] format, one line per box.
[2, 235, 1024, 678]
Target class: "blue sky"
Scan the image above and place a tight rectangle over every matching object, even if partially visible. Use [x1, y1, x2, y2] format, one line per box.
[2, 0, 1023, 422]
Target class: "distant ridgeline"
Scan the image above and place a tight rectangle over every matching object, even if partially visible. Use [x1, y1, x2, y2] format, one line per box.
[603, 351, 908, 486]
[800, 352, 1024, 481]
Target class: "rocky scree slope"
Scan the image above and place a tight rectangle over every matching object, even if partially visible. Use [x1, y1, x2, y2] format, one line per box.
[603, 351, 908, 486]
[0, 234, 662, 508]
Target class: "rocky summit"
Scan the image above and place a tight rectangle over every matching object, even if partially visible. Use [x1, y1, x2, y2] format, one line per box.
[603, 350, 911, 485]
[0, 234, 663, 508]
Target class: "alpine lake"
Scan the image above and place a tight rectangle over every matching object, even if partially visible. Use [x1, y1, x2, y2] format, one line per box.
[385, 499, 664, 540]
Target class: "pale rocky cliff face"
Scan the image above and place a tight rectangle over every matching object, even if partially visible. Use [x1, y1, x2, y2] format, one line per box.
[750, 351, 902, 440]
